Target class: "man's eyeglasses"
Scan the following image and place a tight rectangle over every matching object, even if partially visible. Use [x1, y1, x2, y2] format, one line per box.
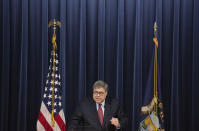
[93, 91, 105, 96]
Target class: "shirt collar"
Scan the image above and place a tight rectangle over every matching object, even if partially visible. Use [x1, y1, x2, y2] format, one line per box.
[96, 100, 105, 107]
[101, 101, 105, 107]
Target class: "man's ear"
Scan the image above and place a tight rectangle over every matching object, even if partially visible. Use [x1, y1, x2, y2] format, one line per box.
[105, 92, 108, 97]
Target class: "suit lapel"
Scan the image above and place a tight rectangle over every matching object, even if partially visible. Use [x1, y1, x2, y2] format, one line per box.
[103, 100, 111, 127]
[90, 98, 112, 129]
[90, 100, 102, 128]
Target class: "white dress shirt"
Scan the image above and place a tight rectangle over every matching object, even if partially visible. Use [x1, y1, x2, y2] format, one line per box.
[96, 101, 105, 116]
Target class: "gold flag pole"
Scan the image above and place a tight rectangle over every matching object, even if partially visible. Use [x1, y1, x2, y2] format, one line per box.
[48, 19, 61, 127]
[153, 22, 158, 131]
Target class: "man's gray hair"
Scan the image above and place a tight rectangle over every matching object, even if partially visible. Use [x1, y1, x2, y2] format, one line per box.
[93, 80, 109, 92]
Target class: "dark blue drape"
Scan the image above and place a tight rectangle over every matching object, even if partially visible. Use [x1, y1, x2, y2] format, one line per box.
[0, 0, 199, 131]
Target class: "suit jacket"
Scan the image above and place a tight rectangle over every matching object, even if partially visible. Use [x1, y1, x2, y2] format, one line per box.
[68, 97, 128, 131]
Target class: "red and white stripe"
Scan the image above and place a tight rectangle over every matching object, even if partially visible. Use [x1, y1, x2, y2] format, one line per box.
[37, 102, 66, 131]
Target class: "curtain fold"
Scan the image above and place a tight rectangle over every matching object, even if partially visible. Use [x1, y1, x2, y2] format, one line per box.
[60, 0, 67, 117]
[116, 0, 124, 102]
[97, 0, 105, 80]
[170, 0, 181, 130]
[1, 0, 11, 130]
[41, 0, 48, 97]
[0, 0, 199, 130]
[192, 1, 199, 130]
[77, 0, 87, 99]
[132, 0, 143, 129]
[17, 0, 29, 130]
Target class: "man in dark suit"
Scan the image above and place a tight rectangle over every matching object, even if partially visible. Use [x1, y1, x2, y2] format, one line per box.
[68, 80, 128, 131]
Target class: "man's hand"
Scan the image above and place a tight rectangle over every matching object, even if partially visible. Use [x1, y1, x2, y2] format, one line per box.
[110, 117, 120, 128]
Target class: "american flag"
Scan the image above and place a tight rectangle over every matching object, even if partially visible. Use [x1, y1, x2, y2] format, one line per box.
[37, 50, 66, 131]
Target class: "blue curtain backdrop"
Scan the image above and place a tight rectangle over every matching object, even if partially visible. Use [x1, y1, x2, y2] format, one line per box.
[0, 0, 199, 131]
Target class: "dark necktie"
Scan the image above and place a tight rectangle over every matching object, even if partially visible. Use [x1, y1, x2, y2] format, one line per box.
[98, 104, 103, 126]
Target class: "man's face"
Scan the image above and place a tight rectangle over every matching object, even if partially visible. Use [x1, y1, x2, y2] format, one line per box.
[93, 87, 107, 104]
